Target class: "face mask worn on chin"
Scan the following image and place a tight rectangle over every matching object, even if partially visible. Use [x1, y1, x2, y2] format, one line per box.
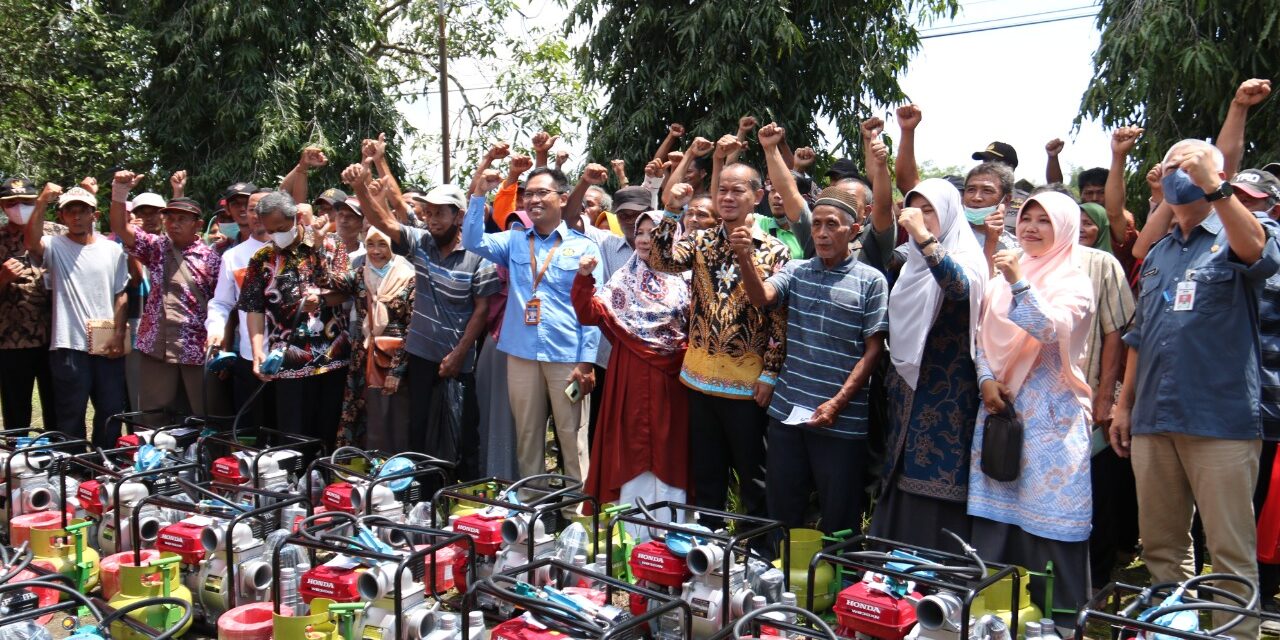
[1161, 169, 1207, 205]
[216, 222, 240, 242]
[271, 226, 298, 249]
[964, 204, 999, 226]
[5, 203, 35, 225]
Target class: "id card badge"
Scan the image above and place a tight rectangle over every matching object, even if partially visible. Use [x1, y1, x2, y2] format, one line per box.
[1173, 280, 1196, 311]
[523, 297, 542, 325]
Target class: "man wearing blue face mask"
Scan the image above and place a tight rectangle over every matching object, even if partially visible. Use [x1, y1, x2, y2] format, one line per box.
[961, 162, 1019, 276]
[1112, 139, 1280, 640]
[0, 177, 63, 429]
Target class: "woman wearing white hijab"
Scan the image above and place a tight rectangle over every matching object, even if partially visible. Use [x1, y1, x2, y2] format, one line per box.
[870, 178, 988, 550]
[337, 226, 416, 450]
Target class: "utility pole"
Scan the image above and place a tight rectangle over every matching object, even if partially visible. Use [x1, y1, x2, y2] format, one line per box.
[438, 0, 450, 182]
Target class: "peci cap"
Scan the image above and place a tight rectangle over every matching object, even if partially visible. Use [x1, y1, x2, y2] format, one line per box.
[1231, 169, 1280, 202]
[131, 192, 166, 211]
[160, 197, 203, 219]
[314, 188, 348, 206]
[57, 187, 97, 209]
[0, 177, 38, 201]
[972, 141, 1019, 170]
[413, 184, 468, 210]
[612, 186, 651, 213]
[224, 182, 257, 200]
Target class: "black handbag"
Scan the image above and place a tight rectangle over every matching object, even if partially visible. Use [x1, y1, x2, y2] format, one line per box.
[981, 402, 1023, 482]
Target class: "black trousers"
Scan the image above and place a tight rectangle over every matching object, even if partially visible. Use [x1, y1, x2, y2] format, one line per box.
[586, 364, 607, 455]
[0, 346, 56, 428]
[1089, 446, 1140, 588]
[408, 354, 480, 480]
[48, 349, 126, 449]
[231, 356, 276, 430]
[1256, 440, 1280, 599]
[688, 391, 769, 529]
[274, 367, 347, 447]
[766, 419, 869, 536]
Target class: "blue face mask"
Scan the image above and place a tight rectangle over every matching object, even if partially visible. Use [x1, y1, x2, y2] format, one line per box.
[964, 204, 999, 226]
[1161, 169, 1207, 205]
[369, 262, 392, 278]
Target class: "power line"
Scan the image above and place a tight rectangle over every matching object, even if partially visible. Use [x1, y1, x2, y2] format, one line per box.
[918, 4, 1099, 33]
[920, 12, 1098, 39]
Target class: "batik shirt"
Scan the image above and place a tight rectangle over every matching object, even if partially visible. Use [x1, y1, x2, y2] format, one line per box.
[649, 214, 789, 399]
[0, 221, 64, 349]
[237, 226, 351, 379]
[130, 229, 221, 365]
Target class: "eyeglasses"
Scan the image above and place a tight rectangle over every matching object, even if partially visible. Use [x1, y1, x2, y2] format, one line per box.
[522, 189, 564, 201]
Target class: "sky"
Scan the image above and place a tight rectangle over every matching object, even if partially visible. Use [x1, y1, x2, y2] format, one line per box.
[400, 0, 1114, 185]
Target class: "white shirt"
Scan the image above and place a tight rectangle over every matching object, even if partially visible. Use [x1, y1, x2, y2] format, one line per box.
[205, 237, 267, 360]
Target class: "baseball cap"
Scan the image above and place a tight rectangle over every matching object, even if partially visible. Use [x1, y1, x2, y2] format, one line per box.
[57, 187, 97, 209]
[160, 197, 203, 218]
[0, 177, 38, 201]
[1231, 169, 1280, 201]
[414, 184, 467, 210]
[314, 188, 348, 206]
[337, 199, 362, 217]
[224, 182, 256, 200]
[1264, 162, 1280, 177]
[825, 158, 864, 183]
[972, 141, 1019, 170]
[612, 186, 651, 213]
[131, 192, 166, 211]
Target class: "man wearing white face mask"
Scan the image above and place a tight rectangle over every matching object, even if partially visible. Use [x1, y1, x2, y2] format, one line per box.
[0, 177, 63, 428]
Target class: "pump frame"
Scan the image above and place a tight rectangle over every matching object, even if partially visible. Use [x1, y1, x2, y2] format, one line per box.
[2, 431, 92, 543]
[805, 534, 1024, 640]
[306, 449, 455, 517]
[1074, 579, 1277, 639]
[199, 427, 325, 489]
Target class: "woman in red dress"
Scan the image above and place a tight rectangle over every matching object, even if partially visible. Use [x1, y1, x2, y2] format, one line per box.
[572, 212, 691, 510]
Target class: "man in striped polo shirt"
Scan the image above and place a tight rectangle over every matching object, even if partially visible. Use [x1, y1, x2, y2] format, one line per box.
[735, 186, 888, 536]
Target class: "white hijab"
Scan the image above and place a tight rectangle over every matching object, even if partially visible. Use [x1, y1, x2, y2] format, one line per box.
[888, 179, 988, 389]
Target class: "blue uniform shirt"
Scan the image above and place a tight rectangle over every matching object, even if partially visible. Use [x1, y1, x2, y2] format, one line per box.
[462, 195, 602, 363]
[1124, 211, 1280, 439]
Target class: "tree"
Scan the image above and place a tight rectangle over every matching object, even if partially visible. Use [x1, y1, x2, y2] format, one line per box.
[566, 0, 958, 174]
[1078, 0, 1280, 214]
[134, 0, 406, 202]
[0, 0, 153, 185]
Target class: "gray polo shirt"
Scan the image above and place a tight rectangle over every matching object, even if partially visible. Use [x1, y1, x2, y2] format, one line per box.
[395, 226, 501, 371]
[1124, 211, 1280, 439]
[765, 255, 888, 438]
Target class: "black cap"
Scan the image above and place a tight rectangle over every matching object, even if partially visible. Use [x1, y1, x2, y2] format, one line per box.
[1264, 162, 1280, 178]
[0, 177, 38, 200]
[1231, 169, 1280, 202]
[612, 186, 651, 213]
[972, 141, 1019, 170]
[825, 158, 864, 183]
[224, 182, 257, 200]
[314, 188, 348, 206]
[160, 197, 205, 218]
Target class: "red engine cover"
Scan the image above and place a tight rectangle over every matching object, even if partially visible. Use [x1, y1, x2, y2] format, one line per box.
[832, 580, 920, 640]
[492, 617, 589, 640]
[451, 512, 506, 556]
[629, 540, 690, 588]
[321, 482, 357, 514]
[115, 434, 141, 460]
[211, 455, 246, 485]
[299, 563, 363, 603]
[78, 479, 105, 517]
[155, 518, 208, 565]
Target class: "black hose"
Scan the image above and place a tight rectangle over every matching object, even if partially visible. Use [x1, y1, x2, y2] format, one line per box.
[733, 604, 838, 640]
[0, 542, 33, 583]
[98, 596, 194, 640]
[0, 579, 105, 624]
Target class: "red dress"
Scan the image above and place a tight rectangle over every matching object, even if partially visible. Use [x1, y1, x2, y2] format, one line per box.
[571, 274, 690, 505]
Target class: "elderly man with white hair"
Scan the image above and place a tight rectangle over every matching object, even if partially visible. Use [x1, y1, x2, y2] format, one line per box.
[1111, 138, 1280, 640]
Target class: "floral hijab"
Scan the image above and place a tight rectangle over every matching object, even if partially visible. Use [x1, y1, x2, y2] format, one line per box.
[595, 211, 690, 355]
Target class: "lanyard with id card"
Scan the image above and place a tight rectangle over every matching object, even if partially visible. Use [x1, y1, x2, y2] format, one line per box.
[524, 234, 562, 325]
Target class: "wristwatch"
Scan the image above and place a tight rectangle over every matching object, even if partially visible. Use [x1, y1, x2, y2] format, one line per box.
[1204, 181, 1234, 202]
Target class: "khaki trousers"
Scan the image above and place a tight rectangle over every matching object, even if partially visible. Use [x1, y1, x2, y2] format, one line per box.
[1132, 432, 1261, 640]
[506, 355, 589, 481]
[135, 354, 210, 416]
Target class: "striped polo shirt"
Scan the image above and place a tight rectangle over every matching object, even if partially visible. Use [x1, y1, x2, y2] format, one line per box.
[766, 255, 888, 438]
[395, 226, 501, 371]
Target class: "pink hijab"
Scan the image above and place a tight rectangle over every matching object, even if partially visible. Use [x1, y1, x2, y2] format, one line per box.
[978, 191, 1094, 409]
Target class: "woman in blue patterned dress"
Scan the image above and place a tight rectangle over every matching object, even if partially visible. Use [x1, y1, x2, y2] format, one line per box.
[870, 178, 988, 550]
[970, 191, 1095, 630]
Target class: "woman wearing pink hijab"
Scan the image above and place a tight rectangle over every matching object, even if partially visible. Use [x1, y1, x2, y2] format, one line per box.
[968, 191, 1095, 631]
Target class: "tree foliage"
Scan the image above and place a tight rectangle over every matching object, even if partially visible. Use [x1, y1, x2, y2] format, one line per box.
[1078, 0, 1280, 212]
[567, 0, 958, 173]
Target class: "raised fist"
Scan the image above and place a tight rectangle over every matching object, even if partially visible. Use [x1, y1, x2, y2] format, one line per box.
[860, 117, 884, 142]
[668, 123, 685, 138]
[40, 183, 63, 200]
[169, 170, 188, 193]
[794, 147, 817, 171]
[362, 133, 387, 162]
[896, 104, 922, 131]
[509, 154, 534, 176]
[1234, 78, 1272, 108]
[577, 254, 599, 276]
[79, 177, 98, 195]
[112, 171, 145, 190]
[738, 116, 758, 132]
[532, 131, 559, 153]
[666, 182, 694, 210]
[341, 163, 369, 187]
[1111, 126, 1143, 156]
[714, 134, 743, 160]
[581, 163, 608, 186]
[487, 141, 511, 161]
[688, 137, 714, 158]
[1045, 138, 1065, 158]
[644, 159, 664, 178]
[300, 146, 328, 169]
[757, 123, 785, 149]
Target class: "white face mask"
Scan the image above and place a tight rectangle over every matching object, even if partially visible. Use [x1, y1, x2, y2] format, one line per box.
[271, 226, 298, 249]
[4, 203, 35, 225]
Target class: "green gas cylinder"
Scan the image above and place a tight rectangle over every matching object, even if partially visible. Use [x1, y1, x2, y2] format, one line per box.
[107, 553, 193, 639]
[772, 528, 835, 612]
[29, 518, 100, 592]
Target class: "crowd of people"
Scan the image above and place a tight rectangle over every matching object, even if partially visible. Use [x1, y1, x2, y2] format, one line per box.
[1, 76, 1279, 637]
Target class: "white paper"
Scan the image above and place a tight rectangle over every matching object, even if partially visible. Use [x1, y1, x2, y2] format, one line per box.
[781, 406, 815, 426]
